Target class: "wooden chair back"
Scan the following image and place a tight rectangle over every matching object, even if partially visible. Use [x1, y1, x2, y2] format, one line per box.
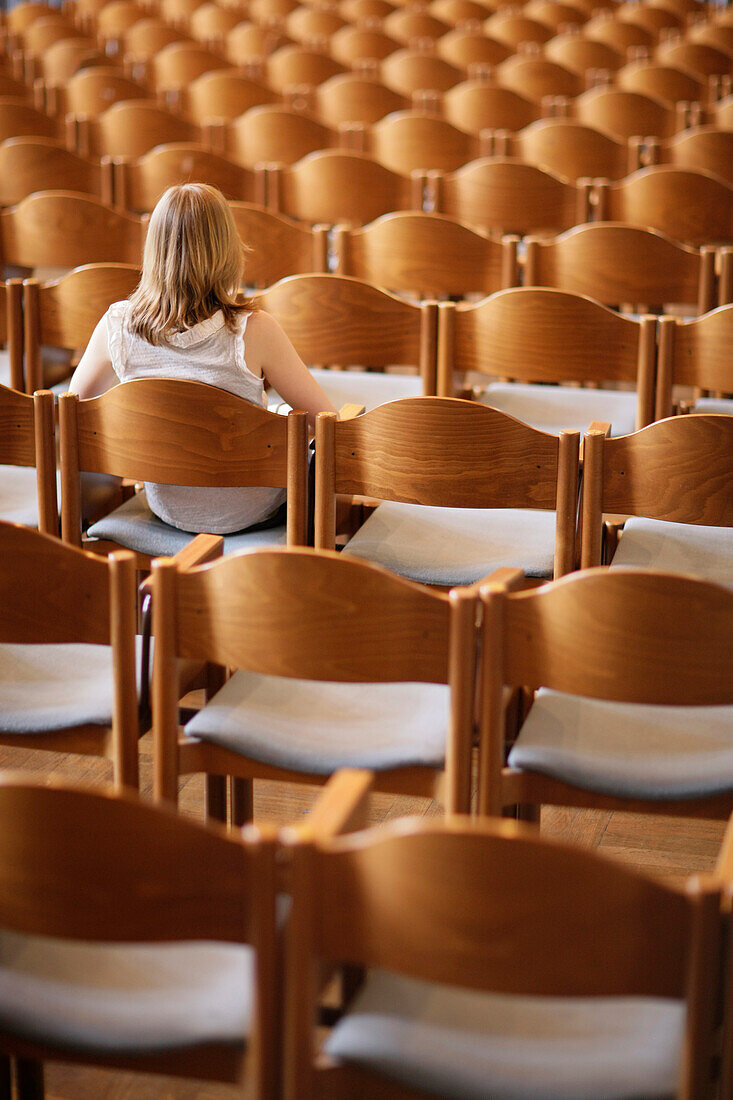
[315, 396, 579, 577]
[651, 127, 733, 189]
[149, 42, 224, 92]
[0, 137, 112, 208]
[573, 85, 683, 140]
[503, 117, 638, 180]
[442, 80, 542, 134]
[310, 73, 409, 128]
[121, 18, 188, 65]
[176, 68, 277, 125]
[581, 414, 733, 567]
[617, 60, 706, 108]
[253, 272, 437, 389]
[286, 810, 722, 1099]
[368, 109, 481, 174]
[334, 210, 518, 298]
[583, 13, 655, 56]
[340, 0, 396, 20]
[429, 158, 590, 239]
[435, 28, 512, 70]
[543, 32, 625, 76]
[230, 203, 328, 286]
[429, 0, 494, 23]
[188, 1, 244, 42]
[75, 101, 202, 159]
[59, 379, 309, 548]
[483, 10, 556, 49]
[264, 45, 346, 93]
[224, 105, 341, 169]
[656, 39, 733, 81]
[32, 36, 111, 85]
[524, 221, 716, 313]
[496, 54, 584, 102]
[382, 8, 451, 44]
[22, 263, 140, 393]
[223, 22, 291, 66]
[0, 386, 57, 533]
[0, 97, 57, 143]
[284, 5, 347, 44]
[656, 307, 733, 417]
[96, 0, 147, 49]
[380, 48, 464, 96]
[525, 0, 589, 29]
[437, 286, 656, 428]
[0, 775, 279, 1099]
[113, 144, 264, 213]
[45, 64, 148, 117]
[619, 3, 683, 39]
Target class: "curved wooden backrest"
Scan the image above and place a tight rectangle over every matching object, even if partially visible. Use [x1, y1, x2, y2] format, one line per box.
[656, 307, 733, 415]
[56, 65, 148, 116]
[7, 1, 62, 33]
[436, 28, 512, 69]
[691, 21, 733, 56]
[328, 27, 402, 67]
[660, 127, 733, 188]
[265, 44, 346, 92]
[0, 137, 108, 207]
[619, 3, 683, 38]
[150, 42, 224, 91]
[96, 0, 151, 40]
[433, 157, 587, 237]
[483, 11, 556, 49]
[617, 60, 706, 106]
[35, 37, 111, 84]
[429, 0, 494, 22]
[0, 98, 57, 143]
[525, 0, 589, 29]
[250, 0, 299, 24]
[0, 191, 145, 268]
[584, 13, 654, 54]
[573, 86, 679, 140]
[496, 54, 584, 102]
[230, 203, 328, 285]
[82, 100, 202, 158]
[284, 5, 347, 44]
[113, 143, 261, 213]
[509, 118, 634, 180]
[188, 1, 244, 41]
[543, 32, 625, 76]
[271, 150, 420, 225]
[227, 104, 338, 168]
[656, 39, 733, 80]
[380, 48, 464, 95]
[442, 80, 541, 133]
[312, 73, 409, 128]
[370, 109, 480, 174]
[181, 68, 276, 124]
[334, 210, 516, 297]
[223, 22, 291, 66]
[382, 8, 451, 43]
[122, 18, 188, 62]
[524, 221, 716, 313]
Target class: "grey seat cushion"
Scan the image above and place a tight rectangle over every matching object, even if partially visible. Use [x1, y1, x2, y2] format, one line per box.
[0, 638, 143, 734]
[325, 969, 683, 1100]
[309, 368, 422, 411]
[693, 397, 733, 415]
[508, 688, 733, 799]
[478, 383, 638, 437]
[185, 671, 450, 773]
[341, 501, 557, 585]
[611, 517, 733, 588]
[0, 465, 42, 528]
[87, 490, 287, 557]
[0, 928, 253, 1053]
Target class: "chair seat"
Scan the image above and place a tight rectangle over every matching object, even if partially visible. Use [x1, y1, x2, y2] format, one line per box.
[310, 368, 423, 411]
[0, 639, 143, 733]
[0, 929, 253, 1053]
[693, 397, 733, 415]
[611, 517, 733, 588]
[477, 383, 638, 437]
[507, 688, 733, 799]
[324, 968, 683, 1100]
[341, 501, 557, 585]
[0, 465, 41, 528]
[184, 671, 450, 773]
[87, 490, 287, 557]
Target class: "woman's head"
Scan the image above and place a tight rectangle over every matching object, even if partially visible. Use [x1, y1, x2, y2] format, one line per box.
[127, 183, 251, 344]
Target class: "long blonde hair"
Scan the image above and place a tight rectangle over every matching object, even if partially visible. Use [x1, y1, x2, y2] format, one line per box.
[127, 183, 254, 345]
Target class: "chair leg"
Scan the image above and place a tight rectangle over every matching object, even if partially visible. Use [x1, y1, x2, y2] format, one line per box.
[229, 776, 253, 826]
[205, 774, 227, 823]
[14, 1059, 44, 1100]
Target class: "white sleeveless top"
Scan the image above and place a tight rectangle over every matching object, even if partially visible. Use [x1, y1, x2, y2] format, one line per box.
[105, 302, 285, 534]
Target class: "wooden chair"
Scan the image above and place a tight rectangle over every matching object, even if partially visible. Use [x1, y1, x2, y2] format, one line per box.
[0, 776, 280, 1099]
[188, 0, 244, 43]
[580, 414, 733, 582]
[0, 521, 139, 788]
[0, 137, 113, 208]
[525, 0, 589, 30]
[120, 18, 189, 70]
[0, 385, 56, 531]
[656, 39, 733, 82]
[112, 144, 265, 213]
[690, 21, 733, 59]
[28, 36, 111, 86]
[39, 64, 148, 117]
[285, 784, 723, 1100]
[648, 126, 733, 188]
[429, 0, 494, 23]
[524, 221, 717, 314]
[543, 31, 625, 78]
[619, 2, 684, 39]
[584, 13, 655, 56]
[380, 49, 464, 97]
[368, 109, 481, 174]
[328, 26, 402, 67]
[229, 202, 328, 286]
[267, 150, 423, 226]
[382, 9, 451, 45]
[442, 80, 542, 134]
[249, 0, 299, 25]
[595, 165, 733, 247]
[264, 45, 346, 94]
[0, 98, 58, 144]
[284, 6, 347, 45]
[436, 287, 656, 435]
[499, 117, 638, 180]
[316, 397, 579, 584]
[73, 101, 203, 159]
[656, 305, 733, 417]
[478, 566, 733, 822]
[334, 210, 518, 298]
[483, 10, 556, 50]
[151, 546, 477, 813]
[149, 43, 226, 94]
[617, 60, 707, 110]
[172, 68, 277, 125]
[222, 21, 291, 66]
[95, 0, 147, 54]
[59, 379, 309, 564]
[159, 0, 208, 26]
[339, 0, 396, 22]
[428, 158, 590, 237]
[571, 85, 685, 140]
[435, 28, 512, 70]
[221, 104, 342, 169]
[253, 272, 437, 409]
[305, 73, 409, 128]
[496, 54, 584, 103]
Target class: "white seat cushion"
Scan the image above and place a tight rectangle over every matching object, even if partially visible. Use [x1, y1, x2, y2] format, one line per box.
[611, 517, 733, 588]
[0, 929, 253, 1053]
[325, 969, 683, 1100]
[309, 368, 422, 411]
[478, 383, 638, 437]
[185, 671, 450, 773]
[508, 689, 733, 799]
[0, 465, 41, 528]
[342, 501, 557, 585]
[693, 397, 733, 415]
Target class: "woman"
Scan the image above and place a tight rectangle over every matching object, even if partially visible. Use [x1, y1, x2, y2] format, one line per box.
[69, 182, 336, 535]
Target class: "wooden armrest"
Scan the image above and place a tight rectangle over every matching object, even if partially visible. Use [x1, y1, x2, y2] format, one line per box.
[289, 770, 374, 842]
[471, 566, 527, 596]
[338, 403, 365, 420]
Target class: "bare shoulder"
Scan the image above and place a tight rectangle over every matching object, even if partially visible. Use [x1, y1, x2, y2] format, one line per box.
[244, 309, 285, 346]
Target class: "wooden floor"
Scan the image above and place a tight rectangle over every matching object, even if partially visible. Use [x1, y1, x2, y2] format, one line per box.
[2, 736, 727, 1099]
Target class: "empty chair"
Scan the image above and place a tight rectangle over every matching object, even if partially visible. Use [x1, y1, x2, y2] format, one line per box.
[656, 305, 733, 417]
[524, 222, 716, 314]
[249, 0, 299, 24]
[113, 145, 265, 213]
[0, 99, 57, 144]
[0, 386, 56, 531]
[437, 287, 656, 435]
[188, 1, 244, 43]
[222, 105, 341, 169]
[253, 273, 436, 409]
[28, 36, 111, 86]
[544, 31, 625, 77]
[229, 203, 328, 286]
[483, 10, 556, 49]
[616, 60, 706, 109]
[584, 13, 655, 56]
[430, 158, 589, 238]
[150, 43, 227, 94]
[581, 415, 733, 585]
[502, 118, 637, 180]
[656, 39, 733, 81]
[95, 0, 147, 51]
[443, 80, 542, 133]
[0, 776, 279, 1099]
[381, 49, 464, 96]
[368, 110, 481, 174]
[316, 397, 579, 584]
[151, 547, 477, 813]
[268, 151, 422, 226]
[0, 137, 113, 207]
[339, 0, 397, 20]
[334, 210, 518, 298]
[223, 21, 291, 66]
[41, 65, 149, 117]
[172, 68, 277, 125]
[286, 794, 723, 1100]
[328, 26, 402, 67]
[650, 127, 733, 188]
[284, 6, 347, 45]
[478, 567, 733, 821]
[74, 101, 203, 159]
[429, 0, 495, 22]
[496, 55, 584, 103]
[435, 28, 512, 70]
[0, 522, 139, 788]
[307, 73, 409, 128]
[524, 0, 589, 29]
[382, 9, 451, 45]
[121, 18, 190, 67]
[619, 2, 683, 38]
[264, 45, 346, 94]
[595, 165, 733, 246]
[690, 20, 733, 57]
[572, 86, 683, 140]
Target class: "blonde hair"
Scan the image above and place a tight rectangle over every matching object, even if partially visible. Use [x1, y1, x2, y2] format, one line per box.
[127, 183, 254, 345]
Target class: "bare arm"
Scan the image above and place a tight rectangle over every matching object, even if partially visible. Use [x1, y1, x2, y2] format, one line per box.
[68, 316, 119, 398]
[245, 310, 337, 426]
